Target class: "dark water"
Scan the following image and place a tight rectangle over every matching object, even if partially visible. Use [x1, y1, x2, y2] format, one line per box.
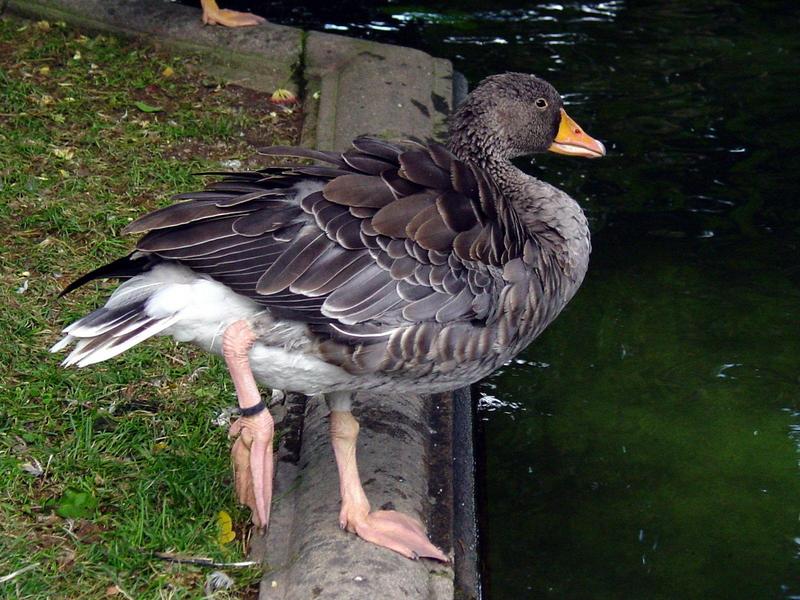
[189, 1, 800, 597]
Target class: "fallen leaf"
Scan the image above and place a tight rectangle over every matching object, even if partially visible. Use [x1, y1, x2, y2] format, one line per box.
[270, 88, 298, 105]
[217, 511, 235, 545]
[48, 488, 98, 519]
[133, 101, 163, 113]
[162, 66, 175, 78]
[56, 547, 76, 569]
[52, 147, 74, 160]
[39, 66, 50, 76]
[20, 458, 42, 475]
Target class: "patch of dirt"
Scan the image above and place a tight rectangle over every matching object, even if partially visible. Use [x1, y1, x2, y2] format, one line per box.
[163, 82, 303, 168]
[73, 519, 105, 543]
[227, 84, 303, 146]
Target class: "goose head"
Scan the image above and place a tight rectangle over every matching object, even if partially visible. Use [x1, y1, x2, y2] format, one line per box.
[448, 72, 606, 163]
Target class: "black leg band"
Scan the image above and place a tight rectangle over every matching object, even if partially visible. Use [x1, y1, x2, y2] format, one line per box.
[240, 399, 267, 417]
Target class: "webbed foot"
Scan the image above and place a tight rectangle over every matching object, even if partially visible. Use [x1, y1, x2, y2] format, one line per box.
[201, 0, 266, 27]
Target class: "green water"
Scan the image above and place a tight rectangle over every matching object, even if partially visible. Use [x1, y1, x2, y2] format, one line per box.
[202, 1, 800, 596]
[454, 3, 800, 598]
[479, 231, 800, 598]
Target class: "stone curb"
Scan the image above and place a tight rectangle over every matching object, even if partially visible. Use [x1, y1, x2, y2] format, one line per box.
[303, 30, 453, 150]
[6, 0, 301, 94]
[5, 2, 478, 598]
[255, 393, 454, 599]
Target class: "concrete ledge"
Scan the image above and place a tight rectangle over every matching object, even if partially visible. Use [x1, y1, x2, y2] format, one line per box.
[304, 31, 452, 150]
[6, 0, 301, 93]
[6, 2, 479, 598]
[255, 393, 453, 599]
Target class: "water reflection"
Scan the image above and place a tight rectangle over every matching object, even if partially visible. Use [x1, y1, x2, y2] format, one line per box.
[443, 36, 511, 46]
[477, 394, 525, 415]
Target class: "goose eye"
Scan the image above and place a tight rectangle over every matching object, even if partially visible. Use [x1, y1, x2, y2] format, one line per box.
[535, 98, 548, 110]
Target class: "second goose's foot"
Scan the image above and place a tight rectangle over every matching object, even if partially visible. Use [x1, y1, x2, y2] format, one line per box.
[223, 319, 273, 530]
[329, 408, 448, 562]
[200, 0, 267, 26]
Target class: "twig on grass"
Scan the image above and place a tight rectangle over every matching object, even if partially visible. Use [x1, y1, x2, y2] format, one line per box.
[0, 562, 40, 584]
[153, 552, 258, 569]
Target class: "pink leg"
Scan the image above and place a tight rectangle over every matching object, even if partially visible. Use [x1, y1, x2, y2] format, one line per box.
[330, 410, 448, 562]
[223, 320, 273, 530]
[200, 0, 267, 27]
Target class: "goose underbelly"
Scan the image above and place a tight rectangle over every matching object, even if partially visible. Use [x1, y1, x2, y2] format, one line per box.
[247, 344, 357, 394]
[133, 269, 356, 393]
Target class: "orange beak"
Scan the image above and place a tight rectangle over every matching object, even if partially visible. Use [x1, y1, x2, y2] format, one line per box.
[548, 108, 606, 158]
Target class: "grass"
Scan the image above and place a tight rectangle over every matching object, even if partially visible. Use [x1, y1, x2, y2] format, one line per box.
[0, 16, 300, 599]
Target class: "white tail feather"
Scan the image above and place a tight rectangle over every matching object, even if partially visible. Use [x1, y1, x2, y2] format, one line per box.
[64, 315, 180, 367]
[52, 263, 261, 367]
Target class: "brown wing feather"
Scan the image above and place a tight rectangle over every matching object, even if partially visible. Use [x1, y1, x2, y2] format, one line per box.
[115, 136, 527, 347]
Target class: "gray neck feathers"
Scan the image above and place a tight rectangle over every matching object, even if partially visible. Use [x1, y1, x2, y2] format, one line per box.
[446, 107, 591, 288]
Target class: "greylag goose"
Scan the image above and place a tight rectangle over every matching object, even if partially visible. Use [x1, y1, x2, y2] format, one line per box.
[52, 73, 605, 561]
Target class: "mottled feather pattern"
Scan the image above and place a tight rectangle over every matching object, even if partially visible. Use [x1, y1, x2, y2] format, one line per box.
[73, 136, 573, 380]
